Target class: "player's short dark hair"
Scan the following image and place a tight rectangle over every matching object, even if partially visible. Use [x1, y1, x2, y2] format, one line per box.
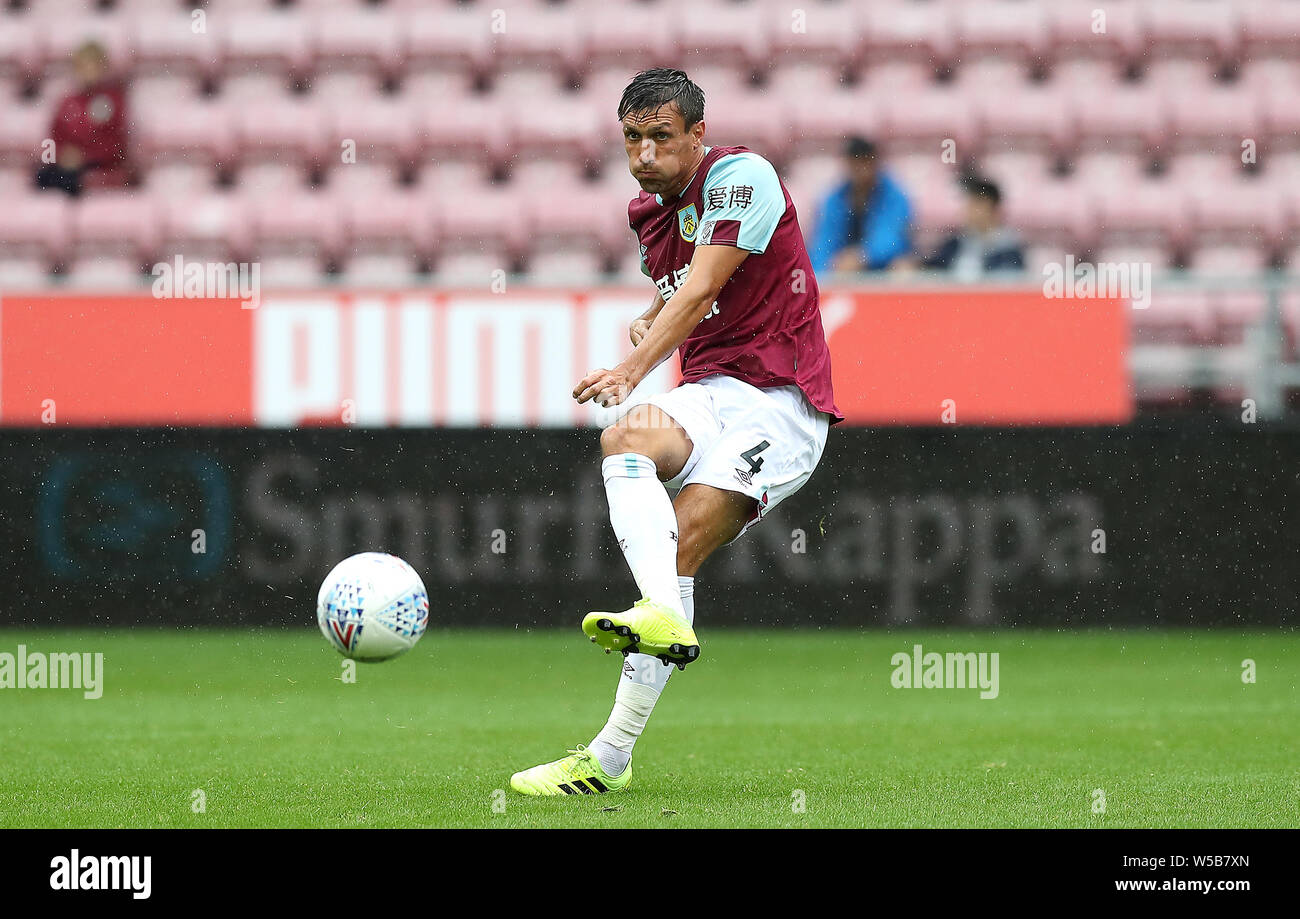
[618, 69, 706, 129]
[964, 176, 1002, 206]
[845, 136, 877, 160]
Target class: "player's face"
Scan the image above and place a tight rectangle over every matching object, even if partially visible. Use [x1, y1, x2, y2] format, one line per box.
[622, 105, 704, 196]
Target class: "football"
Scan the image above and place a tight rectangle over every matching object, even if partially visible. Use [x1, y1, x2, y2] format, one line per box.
[316, 553, 429, 662]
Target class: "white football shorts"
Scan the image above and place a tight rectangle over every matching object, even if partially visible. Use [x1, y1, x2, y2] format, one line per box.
[631, 373, 831, 540]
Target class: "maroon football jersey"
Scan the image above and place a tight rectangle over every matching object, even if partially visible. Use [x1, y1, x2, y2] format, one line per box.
[629, 144, 842, 422]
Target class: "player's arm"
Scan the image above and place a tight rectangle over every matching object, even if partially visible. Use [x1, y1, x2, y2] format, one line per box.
[623, 244, 747, 380]
[630, 290, 665, 347]
[574, 245, 748, 406]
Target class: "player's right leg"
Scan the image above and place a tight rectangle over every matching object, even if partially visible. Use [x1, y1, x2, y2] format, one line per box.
[581, 403, 702, 666]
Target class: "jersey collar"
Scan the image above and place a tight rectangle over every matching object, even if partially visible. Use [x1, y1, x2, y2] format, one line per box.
[656, 146, 712, 206]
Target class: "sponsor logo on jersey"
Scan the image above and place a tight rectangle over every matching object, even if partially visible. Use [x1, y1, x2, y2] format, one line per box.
[677, 203, 699, 242]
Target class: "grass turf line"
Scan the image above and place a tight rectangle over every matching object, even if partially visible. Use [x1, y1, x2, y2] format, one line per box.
[0, 629, 1295, 828]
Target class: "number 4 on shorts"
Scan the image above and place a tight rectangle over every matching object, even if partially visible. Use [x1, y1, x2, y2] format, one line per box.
[740, 440, 770, 474]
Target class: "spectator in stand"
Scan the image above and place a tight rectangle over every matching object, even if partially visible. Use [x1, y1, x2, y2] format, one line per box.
[34, 41, 130, 197]
[923, 177, 1025, 279]
[808, 136, 913, 274]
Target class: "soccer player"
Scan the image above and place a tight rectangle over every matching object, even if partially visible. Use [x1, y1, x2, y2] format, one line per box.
[510, 69, 841, 796]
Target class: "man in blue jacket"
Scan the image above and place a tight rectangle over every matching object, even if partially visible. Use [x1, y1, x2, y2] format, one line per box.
[808, 136, 913, 274]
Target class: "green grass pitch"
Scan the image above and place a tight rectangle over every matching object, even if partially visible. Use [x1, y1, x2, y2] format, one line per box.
[1, 628, 1296, 828]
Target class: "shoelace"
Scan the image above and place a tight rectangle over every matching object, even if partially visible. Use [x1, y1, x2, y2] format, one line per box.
[563, 745, 595, 777]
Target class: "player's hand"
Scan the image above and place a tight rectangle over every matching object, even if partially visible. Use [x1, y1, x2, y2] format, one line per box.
[629, 318, 652, 347]
[574, 365, 637, 408]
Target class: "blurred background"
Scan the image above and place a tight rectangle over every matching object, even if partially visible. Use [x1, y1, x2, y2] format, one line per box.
[1, 0, 1297, 628]
[1, 0, 1298, 412]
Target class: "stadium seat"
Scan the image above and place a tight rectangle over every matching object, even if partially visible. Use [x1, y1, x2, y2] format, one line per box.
[404, 4, 497, 76]
[788, 89, 880, 156]
[328, 97, 421, 170]
[1238, 56, 1300, 94]
[251, 191, 348, 260]
[863, 59, 938, 92]
[129, 73, 202, 111]
[880, 87, 979, 154]
[0, 14, 44, 81]
[432, 185, 531, 258]
[1163, 152, 1245, 189]
[1132, 289, 1217, 343]
[135, 100, 237, 168]
[1048, 0, 1148, 66]
[1241, 0, 1300, 57]
[490, 3, 591, 75]
[521, 182, 630, 258]
[954, 0, 1051, 65]
[583, 2, 681, 71]
[164, 194, 254, 261]
[0, 104, 49, 166]
[503, 95, 604, 165]
[673, 0, 772, 70]
[1167, 86, 1262, 152]
[1002, 178, 1095, 252]
[433, 249, 513, 287]
[343, 188, 437, 257]
[978, 84, 1075, 156]
[978, 150, 1053, 198]
[1075, 84, 1166, 153]
[221, 10, 314, 80]
[338, 252, 423, 288]
[761, 0, 863, 71]
[236, 161, 310, 196]
[1093, 180, 1193, 249]
[1186, 245, 1273, 277]
[130, 9, 222, 81]
[1144, 0, 1241, 64]
[0, 256, 52, 289]
[864, 0, 958, 68]
[1262, 86, 1300, 150]
[697, 89, 790, 161]
[325, 161, 402, 195]
[402, 65, 475, 103]
[41, 10, 130, 67]
[527, 247, 609, 285]
[1190, 182, 1288, 249]
[0, 165, 31, 196]
[235, 98, 329, 169]
[1143, 57, 1219, 96]
[0, 192, 71, 263]
[312, 6, 405, 80]
[143, 162, 217, 196]
[62, 256, 145, 290]
[1048, 55, 1125, 92]
[71, 191, 162, 259]
[419, 97, 511, 165]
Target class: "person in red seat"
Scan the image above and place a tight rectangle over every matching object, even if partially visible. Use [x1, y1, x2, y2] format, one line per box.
[34, 40, 130, 197]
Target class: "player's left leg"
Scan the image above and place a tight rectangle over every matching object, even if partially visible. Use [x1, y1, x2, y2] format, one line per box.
[585, 485, 754, 780]
[581, 403, 708, 666]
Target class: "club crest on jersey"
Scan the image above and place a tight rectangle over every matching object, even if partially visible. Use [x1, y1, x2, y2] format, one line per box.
[677, 203, 699, 242]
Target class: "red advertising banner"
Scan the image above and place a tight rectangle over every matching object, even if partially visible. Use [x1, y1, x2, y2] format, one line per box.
[0, 288, 1132, 427]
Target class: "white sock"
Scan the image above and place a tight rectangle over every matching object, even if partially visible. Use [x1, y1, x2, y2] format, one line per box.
[591, 576, 695, 777]
[601, 453, 687, 620]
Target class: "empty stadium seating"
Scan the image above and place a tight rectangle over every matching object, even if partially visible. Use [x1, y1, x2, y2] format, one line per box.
[0, 0, 1296, 291]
